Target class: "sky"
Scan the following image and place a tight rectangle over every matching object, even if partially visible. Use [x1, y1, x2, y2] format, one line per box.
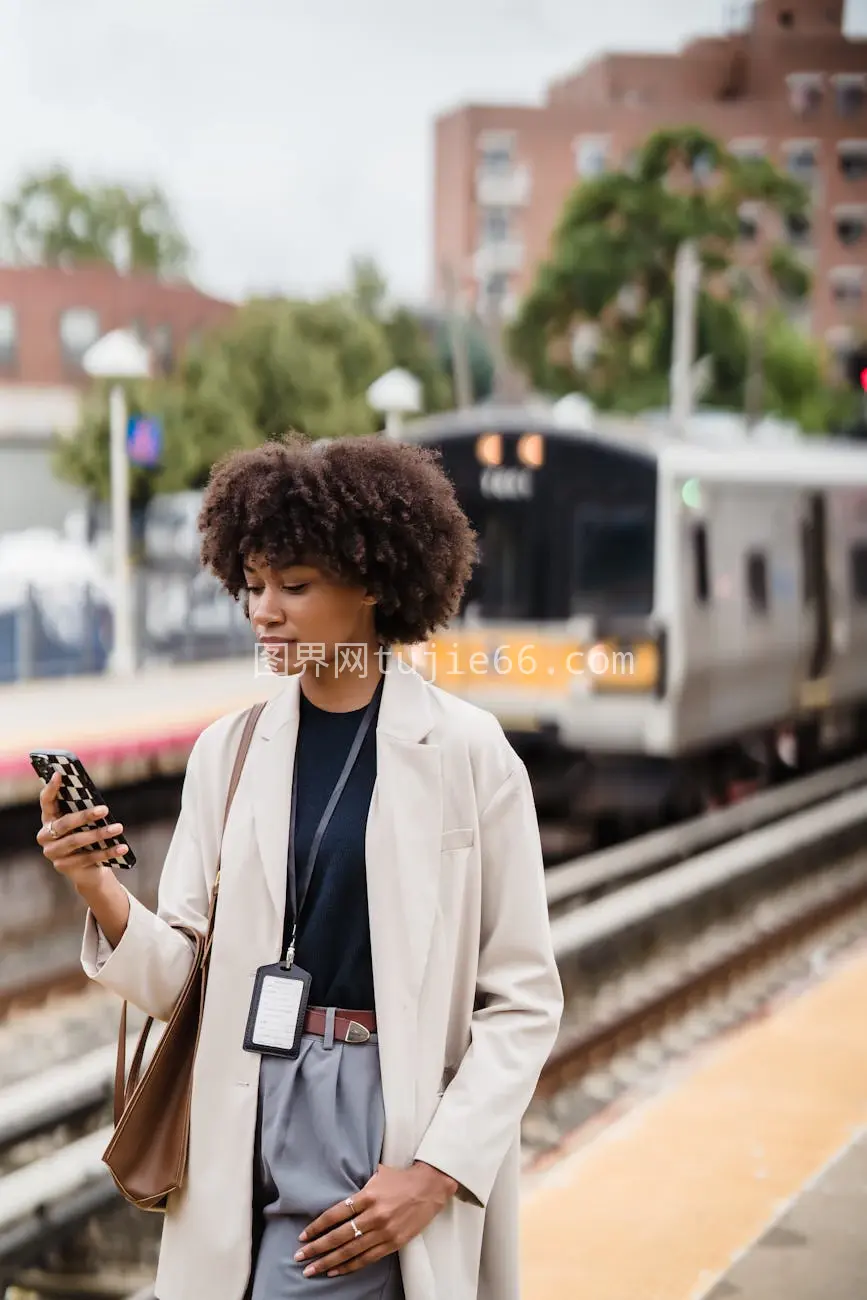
[1, 0, 865, 307]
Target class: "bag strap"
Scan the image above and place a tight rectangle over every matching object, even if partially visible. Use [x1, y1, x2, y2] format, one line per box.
[114, 700, 268, 1123]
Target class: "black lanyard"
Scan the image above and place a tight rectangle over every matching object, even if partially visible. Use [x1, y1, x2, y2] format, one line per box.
[282, 676, 384, 970]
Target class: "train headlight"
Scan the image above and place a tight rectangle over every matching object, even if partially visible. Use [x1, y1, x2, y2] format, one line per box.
[585, 641, 660, 693]
[475, 433, 503, 467]
[517, 432, 545, 468]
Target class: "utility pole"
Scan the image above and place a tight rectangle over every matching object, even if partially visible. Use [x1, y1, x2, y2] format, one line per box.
[670, 241, 701, 433]
[441, 262, 473, 409]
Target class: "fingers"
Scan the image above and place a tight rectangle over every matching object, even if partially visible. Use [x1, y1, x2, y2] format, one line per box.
[39, 804, 110, 842]
[38, 770, 62, 816]
[299, 1223, 390, 1278]
[37, 817, 120, 851]
[47, 843, 130, 873]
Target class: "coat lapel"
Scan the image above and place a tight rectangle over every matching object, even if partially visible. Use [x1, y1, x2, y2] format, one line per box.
[250, 675, 299, 927]
[367, 660, 442, 1164]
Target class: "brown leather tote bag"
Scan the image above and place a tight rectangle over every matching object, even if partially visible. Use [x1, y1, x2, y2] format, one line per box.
[102, 701, 266, 1211]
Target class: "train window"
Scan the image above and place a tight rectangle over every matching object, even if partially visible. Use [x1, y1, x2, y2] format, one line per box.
[475, 507, 536, 619]
[571, 505, 655, 615]
[746, 551, 769, 613]
[849, 543, 867, 602]
[692, 524, 710, 604]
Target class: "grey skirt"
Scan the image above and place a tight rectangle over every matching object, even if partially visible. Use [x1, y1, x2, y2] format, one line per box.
[248, 1027, 406, 1300]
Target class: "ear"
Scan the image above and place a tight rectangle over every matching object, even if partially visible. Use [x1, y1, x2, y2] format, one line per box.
[362, 594, 377, 607]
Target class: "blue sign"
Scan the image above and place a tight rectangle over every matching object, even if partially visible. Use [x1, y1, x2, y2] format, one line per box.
[127, 416, 163, 468]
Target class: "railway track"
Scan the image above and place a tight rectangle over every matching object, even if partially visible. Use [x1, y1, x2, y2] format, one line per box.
[2, 756, 867, 1296]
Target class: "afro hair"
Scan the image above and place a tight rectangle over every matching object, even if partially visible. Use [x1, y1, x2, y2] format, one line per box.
[197, 432, 478, 646]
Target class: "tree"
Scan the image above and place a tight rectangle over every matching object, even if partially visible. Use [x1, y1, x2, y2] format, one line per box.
[348, 256, 455, 412]
[350, 256, 388, 320]
[1, 165, 190, 277]
[55, 260, 462, 506]
[53, 295, 393, 505]
[508, 128, 817, 418]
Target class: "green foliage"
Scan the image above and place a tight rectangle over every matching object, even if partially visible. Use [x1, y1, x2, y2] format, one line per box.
[507, 125, 845, 428]
[54, 260, 455, 502]
[1, 165, 190, 276]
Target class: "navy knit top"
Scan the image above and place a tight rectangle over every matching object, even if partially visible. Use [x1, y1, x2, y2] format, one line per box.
[281, 687, 380, 1011]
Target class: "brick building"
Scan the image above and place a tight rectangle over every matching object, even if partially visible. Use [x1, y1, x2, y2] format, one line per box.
[433, 0, 867, 368]
[0, 266, 235, 535]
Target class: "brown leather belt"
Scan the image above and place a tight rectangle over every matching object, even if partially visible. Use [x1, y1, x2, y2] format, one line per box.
[303, 1006, 377, 1044]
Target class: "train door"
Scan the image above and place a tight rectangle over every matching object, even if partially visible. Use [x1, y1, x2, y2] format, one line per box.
[802, 492, 831, 683]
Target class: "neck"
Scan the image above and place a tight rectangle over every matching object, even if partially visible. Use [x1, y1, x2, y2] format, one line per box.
[297, 644, 385, 712]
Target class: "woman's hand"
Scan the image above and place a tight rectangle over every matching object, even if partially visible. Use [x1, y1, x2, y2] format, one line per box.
[37, 770, 129, 890]
[294, 1161, 458, 1278]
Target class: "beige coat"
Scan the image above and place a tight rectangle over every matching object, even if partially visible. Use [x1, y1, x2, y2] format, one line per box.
[81, 658, 563, 1300]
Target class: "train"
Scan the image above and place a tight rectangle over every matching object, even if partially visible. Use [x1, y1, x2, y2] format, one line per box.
[397, 401, 867, 843]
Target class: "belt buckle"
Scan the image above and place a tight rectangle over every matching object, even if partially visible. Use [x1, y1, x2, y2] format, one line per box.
[345, 1020, 371, 1043]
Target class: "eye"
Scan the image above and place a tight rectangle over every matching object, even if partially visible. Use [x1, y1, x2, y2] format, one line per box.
[244, 585, 263, 594]
[282, 583, 309, 593]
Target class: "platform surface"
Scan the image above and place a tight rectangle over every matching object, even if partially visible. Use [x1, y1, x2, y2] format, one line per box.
[701, 1129, 867, 1299]
[520, 938, 867, 1300]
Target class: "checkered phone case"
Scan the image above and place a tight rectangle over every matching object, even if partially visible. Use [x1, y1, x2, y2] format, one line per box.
[30, 749, 136, 869]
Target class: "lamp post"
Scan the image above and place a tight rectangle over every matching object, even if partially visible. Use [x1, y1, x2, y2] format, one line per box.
[366, 367, 422, 437]
[670, 241, 701, 433]
[82, 330, 151, 677]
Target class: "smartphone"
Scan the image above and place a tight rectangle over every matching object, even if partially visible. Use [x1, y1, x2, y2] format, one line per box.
[29, 749, 136, 869]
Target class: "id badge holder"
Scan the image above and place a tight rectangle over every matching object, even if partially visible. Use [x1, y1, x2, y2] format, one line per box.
[243, 962, 312, 1059]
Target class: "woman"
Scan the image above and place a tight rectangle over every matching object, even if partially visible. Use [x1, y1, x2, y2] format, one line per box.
[37, 433, 564, 1300]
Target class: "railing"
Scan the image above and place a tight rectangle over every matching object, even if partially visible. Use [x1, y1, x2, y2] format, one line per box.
[2, 571, 250, 683]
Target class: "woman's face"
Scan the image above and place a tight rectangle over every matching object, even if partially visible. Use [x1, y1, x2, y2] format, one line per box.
[244, 555, 378, 677]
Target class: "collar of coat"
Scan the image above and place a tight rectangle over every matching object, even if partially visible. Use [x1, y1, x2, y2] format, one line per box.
[257, 651, 434, 746]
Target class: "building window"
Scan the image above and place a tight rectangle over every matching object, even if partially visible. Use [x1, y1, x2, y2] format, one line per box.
[477, 132, 514, 175]
[693, 524, 710, 605]
[575, 135, 610, 178]
[834, 74, 866, 118]
[729, 137, 767, 161]
[838, 142, 867, 182]
[479, 207, 510, 244]
[826, 327, 855, 381]
[787, 73, 823, 117]
[0, 304, 17, 369]
[784, 141, 819, 183]
[785, 211, 812, 246]
[59, 307, 100, 368]
[850, 544, 867, 603]
[829, 268, 865, 306]
[738, 203, 761, 241]
[152, 323, 174, 374]
[483, 272, 509, 304]
[835, 206, 866, 246]
[746, 552, 769, 613]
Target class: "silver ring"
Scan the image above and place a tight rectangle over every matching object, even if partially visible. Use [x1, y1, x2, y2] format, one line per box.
[345, 1197, 357, 1215]
[46, 820, 58, 839]
[350, 1219, 363, 1239]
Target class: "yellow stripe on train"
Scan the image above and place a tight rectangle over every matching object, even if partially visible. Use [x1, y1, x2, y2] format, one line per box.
[395, 632, 659, 694]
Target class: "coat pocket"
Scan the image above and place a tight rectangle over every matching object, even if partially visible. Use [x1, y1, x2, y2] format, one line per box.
[441, 828, 474, 851]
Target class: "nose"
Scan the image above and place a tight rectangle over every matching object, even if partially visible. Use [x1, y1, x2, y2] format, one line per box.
[251, 586, 284, 631]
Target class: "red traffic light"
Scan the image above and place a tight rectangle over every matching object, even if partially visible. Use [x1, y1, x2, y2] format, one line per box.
[846, 346, 867, 392]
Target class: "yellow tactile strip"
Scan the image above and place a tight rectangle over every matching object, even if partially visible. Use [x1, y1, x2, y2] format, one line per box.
[521, 941, 867, 1300]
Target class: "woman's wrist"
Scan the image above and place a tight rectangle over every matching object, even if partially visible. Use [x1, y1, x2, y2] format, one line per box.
[76, 870, 131, 948]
